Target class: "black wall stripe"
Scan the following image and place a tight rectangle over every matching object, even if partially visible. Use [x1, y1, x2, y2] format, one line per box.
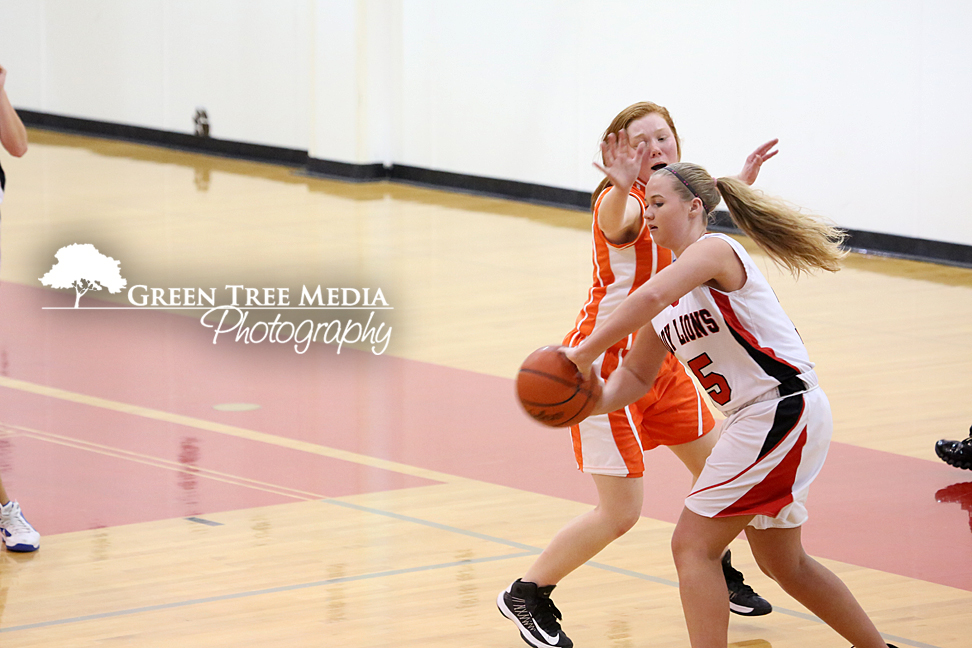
[17, 109, 972, 267]
[709, 211, 972, 269]
[18, 110, 308, 166]
[389, 164, 590, 209]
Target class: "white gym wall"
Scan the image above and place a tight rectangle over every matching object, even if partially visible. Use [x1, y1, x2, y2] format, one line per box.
[1, 0, 969, 245]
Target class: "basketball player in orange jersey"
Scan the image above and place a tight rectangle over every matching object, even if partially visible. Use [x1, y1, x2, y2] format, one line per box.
[498, 102, 778, 648]
[564, 162, 896, 648]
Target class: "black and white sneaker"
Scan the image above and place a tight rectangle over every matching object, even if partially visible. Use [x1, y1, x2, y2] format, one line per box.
[497, 579, 573, 648]
[935, 428, 972, 470]
[723, 550, 772, 616]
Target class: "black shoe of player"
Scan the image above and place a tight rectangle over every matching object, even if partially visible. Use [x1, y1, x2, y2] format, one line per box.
[722, 550, 773, 617]
[497, 579, 573, 648]
[935, 428, 972, 470]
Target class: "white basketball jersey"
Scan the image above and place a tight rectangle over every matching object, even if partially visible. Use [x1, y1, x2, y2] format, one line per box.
[650, 233, 814, 415]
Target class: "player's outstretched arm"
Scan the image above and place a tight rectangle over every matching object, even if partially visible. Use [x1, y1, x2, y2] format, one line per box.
[0, 65, 28, 157]
[594, 130, 646, 243]
[567, 236, 734, 376]
[592, 326, 669, 415]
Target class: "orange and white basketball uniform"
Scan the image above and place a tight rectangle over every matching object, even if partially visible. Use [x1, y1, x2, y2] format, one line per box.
[650, 233, 829, 528]
[564, 180, 714, 478]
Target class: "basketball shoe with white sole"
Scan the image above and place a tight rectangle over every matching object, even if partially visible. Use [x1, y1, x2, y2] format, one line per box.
[723, 550, 772, 616]
[497, 579, 572, 648]
[0, 501, 39, 552]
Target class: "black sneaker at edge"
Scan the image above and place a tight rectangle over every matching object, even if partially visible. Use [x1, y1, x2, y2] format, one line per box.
[497, 579, 573, 648]
[722, 549, 773, 616]
[935, 427, 972, 470]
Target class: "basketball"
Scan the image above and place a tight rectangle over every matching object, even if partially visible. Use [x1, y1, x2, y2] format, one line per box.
[516, 345, 601, 427]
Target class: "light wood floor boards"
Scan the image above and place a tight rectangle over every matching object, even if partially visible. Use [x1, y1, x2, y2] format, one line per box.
[0, 130, 966, 647]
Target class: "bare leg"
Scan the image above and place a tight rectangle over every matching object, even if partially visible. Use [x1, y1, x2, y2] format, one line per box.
[746, 526, 887, 648]
[668, 425, 740, 564]
[671, 508, 754, 648]
[521, 422, 721, 588]
[0, 473, 8, 505]
[523, 474, 643, 586]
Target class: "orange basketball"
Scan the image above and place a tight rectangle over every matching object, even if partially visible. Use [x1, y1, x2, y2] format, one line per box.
[516, 345, 601, 427]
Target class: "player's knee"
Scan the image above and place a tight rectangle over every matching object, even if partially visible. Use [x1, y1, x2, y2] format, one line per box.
[753, 556, 779, 582]
[670, 528, 703, 573]
[592, 497, 641, 538]
[753, 548, 806, 584]
[602, 506, 640, 538]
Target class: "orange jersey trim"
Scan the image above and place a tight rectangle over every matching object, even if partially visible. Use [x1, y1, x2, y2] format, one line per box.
[565, 181, 673, 349]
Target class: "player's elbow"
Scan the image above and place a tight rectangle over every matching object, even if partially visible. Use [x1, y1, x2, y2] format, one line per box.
[634, 287, 670, 322]
[627, 367, 656, 393]
[7, 141, 27, 157]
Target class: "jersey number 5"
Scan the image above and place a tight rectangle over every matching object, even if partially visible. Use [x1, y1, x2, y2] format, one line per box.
[687, 353, 732, 405]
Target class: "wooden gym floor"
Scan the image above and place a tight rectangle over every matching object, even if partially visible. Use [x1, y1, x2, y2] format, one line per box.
[0, 130, 967, 647]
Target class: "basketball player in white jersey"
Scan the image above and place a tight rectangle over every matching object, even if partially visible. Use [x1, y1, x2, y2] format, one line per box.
[498, 102, 779, 648]
[566, 163, 896, 648]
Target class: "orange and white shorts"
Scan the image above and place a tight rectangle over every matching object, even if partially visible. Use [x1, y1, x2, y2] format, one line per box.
[571, 350, 715, 478]
[685, 378, 830, 529]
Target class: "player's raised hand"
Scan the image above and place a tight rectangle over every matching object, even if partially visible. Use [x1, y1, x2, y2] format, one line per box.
[737, 138, 779, 186]
[594, 129, 645, 190]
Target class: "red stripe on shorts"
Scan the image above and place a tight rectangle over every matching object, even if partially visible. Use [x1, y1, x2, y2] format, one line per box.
[716, 425, 808, 518]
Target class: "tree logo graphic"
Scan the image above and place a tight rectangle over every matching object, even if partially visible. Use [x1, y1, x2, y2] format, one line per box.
[39, 244, 127, 308]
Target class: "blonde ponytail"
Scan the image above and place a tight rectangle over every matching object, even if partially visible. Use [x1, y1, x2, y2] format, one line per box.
[715, 176, 847, 275]
[660, 162, 846, 275]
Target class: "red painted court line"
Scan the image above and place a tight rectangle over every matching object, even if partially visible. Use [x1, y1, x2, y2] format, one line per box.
[0, 391, 439, 535]
[1, 282, 969, 590]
